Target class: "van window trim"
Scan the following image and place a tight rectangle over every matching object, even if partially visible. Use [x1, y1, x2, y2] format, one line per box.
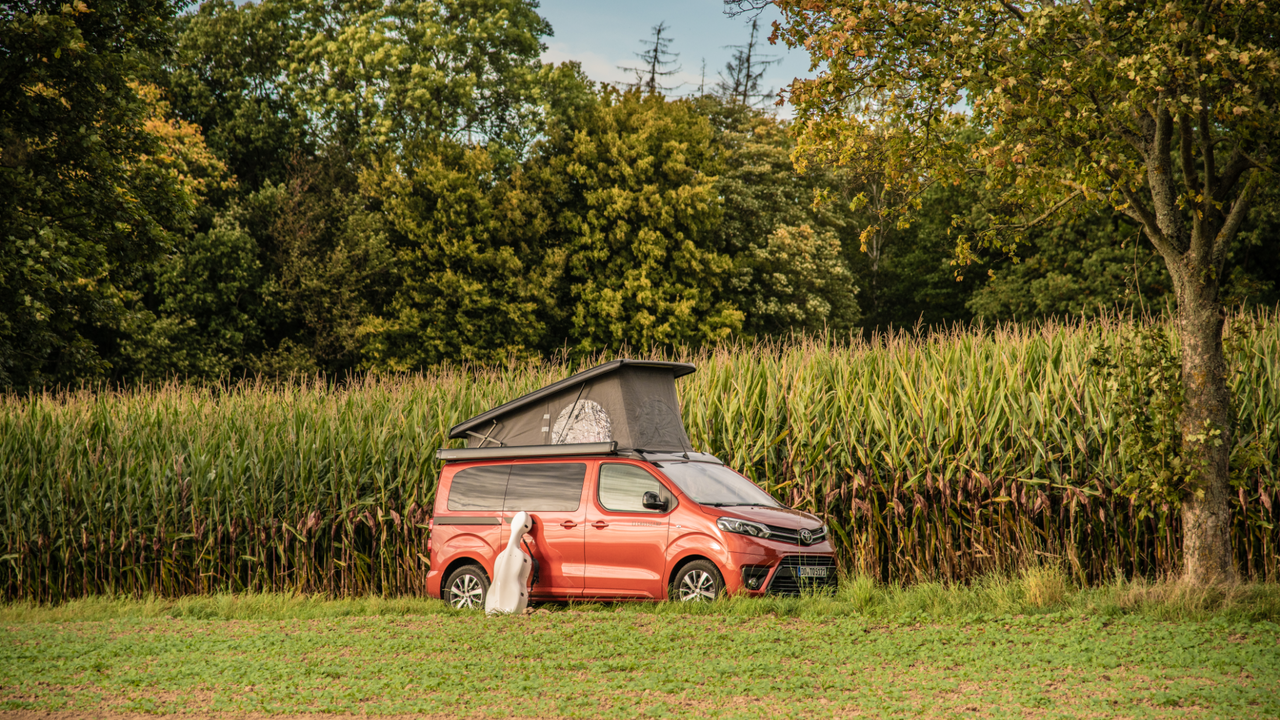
[433, 517, 502, 526]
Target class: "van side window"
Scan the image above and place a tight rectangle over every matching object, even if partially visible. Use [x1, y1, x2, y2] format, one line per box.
[598, 464, 672, 514]
[503, 463, 586, 512]
[447, 466, 511, 511]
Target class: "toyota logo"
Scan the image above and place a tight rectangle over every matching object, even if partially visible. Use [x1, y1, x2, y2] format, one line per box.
[799, 528, 812, 545]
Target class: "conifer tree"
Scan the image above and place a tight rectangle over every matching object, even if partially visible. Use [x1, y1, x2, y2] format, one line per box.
[716, 19, 777, 107]
[620, 22, 682, 95]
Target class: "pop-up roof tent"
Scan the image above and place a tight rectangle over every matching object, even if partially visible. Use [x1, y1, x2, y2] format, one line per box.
[440, 360, 698, 460]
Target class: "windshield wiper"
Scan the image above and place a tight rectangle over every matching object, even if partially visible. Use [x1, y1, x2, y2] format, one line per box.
[702, 502, 774, 507]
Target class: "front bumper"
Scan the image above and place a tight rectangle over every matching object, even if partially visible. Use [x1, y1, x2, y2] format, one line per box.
[763, 554, 839, 594]
[735, 553, 839, 596]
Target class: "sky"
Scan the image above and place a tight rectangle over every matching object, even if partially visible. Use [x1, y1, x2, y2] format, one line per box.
[536, 0, 815, 116]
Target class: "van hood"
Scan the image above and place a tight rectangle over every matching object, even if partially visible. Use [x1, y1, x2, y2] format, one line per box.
[707, 504, 823, 530]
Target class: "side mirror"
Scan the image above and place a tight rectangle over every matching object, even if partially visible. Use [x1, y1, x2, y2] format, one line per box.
[641, 491, 668, 512]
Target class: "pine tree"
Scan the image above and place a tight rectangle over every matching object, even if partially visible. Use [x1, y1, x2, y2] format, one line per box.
[620, 22, 682, 95]
[715, 19, 777, 107]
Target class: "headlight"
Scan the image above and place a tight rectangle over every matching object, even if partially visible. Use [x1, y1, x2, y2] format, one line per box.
[717, 517, 771, 539]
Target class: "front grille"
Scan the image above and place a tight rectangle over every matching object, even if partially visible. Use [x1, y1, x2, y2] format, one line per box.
[767, 554, 838, 595]
[763, 523, 827, 546]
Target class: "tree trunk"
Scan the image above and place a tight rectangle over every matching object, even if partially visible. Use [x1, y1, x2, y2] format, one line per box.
[1174, 274, 1236, 585]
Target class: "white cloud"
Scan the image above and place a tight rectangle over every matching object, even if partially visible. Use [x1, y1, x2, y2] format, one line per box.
[541, 41, 632, 88]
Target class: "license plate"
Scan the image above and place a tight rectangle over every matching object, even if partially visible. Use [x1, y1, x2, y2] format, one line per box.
[797, 567, 828, 578]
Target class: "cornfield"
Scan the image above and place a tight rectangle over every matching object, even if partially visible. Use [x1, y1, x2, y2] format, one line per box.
[2, 315, 1278, 601]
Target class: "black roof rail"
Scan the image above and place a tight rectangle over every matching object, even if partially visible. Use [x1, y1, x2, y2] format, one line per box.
[435, 443, 725, 465]
[437, 442, 618, 462]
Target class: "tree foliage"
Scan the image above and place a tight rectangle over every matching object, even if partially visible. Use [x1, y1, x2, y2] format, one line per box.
[1, 0, 187, 387]
[7, 0, 1280, 398]
[703, 99, 863, 335]
[541, 89, 743, 353]
[282, 0, 550, 152]
[775, 1, 1278, 256]
[359, 144, 553, 369]
[768, 0, 1280, 583]
[163, 0, 311, 191]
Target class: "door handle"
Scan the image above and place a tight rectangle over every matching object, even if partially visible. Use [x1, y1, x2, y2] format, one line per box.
[592, 520, 609, 529]
[560, 520, 578, 529]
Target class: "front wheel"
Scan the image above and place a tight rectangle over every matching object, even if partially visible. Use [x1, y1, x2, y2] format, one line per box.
[671, 560, 724, 602]
[444, 564, 490, 610]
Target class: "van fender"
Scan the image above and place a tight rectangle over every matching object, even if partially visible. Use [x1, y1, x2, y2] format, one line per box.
[431, 533, 497, 595]
[665, 531, 734, 585]
[438, 532, 497, 571]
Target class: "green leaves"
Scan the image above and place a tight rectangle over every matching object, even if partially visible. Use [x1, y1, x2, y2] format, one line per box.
[1, 0, 189, 389]
[1091, 317, 1274, 509]
[1091, 323, 1188, 507]
[530, 89, 742, 354]
[738, 224, 861, 335]
[774, 0, 1280, 259]
[359, 143, 552, 369]
[279, 0, 550, 153]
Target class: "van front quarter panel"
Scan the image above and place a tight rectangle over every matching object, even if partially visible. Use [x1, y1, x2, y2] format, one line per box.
[664, 531, 738, 596]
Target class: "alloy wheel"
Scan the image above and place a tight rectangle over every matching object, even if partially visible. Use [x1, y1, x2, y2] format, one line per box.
[449, 574, 484, 609]
[677, 569, 717, 602]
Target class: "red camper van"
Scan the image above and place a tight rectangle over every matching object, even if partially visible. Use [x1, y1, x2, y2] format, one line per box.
[425, 360, 836, 608]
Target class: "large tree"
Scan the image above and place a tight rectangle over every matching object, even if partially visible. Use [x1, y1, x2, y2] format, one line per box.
[701, 98, 863, 336]
[281, 0, 551, 153]
[754, 0, 1279, 583]
[527, 88, 743, 354]
[163, 0, 312, 192]
[0, 0, 183, 388]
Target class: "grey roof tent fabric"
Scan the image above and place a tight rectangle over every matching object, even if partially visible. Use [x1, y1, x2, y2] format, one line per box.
[448, 360, 696, 452]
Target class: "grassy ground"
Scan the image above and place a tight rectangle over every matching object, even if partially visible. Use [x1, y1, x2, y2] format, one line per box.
[3, 575, 1279, 719]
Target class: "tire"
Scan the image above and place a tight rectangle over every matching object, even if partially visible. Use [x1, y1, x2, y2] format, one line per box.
[444, 564, 490, 610]
[670, 560, 724, 602]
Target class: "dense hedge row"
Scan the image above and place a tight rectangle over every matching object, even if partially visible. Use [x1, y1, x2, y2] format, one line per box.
[2, 316, 1277, 601]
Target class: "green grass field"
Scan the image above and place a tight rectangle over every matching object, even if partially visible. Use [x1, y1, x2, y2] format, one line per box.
[3, 579, 1279, 719]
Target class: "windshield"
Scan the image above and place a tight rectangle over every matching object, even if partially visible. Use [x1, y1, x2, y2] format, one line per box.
[656, 463, 782, 508]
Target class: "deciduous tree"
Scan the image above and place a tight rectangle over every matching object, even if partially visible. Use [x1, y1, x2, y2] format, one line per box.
[281, 0, 550, 153]
[357, 143, 554, 369]
[526, 88, 742, 354]
[761, 0, 1280, 583]
[163, 0, 311, 192]
[1, 0, 184, 388]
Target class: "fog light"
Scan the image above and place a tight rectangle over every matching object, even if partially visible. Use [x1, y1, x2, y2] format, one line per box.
[742, 565, 769, 591]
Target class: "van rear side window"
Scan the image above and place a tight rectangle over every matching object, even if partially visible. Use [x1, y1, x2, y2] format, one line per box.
[447, 466, 511, 511]
[504, 463, 586, 511]
[446, 463, 587, 512]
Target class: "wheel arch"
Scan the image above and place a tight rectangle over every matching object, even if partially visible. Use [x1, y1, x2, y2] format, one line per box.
[441, 556, 491, 588]
[666, 554, 725, 600]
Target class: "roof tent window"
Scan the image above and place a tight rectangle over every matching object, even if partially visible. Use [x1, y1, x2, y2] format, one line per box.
[552, 400, 612, 444]
[447, 466, 511, 511]
[504, 463, 587, 511]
